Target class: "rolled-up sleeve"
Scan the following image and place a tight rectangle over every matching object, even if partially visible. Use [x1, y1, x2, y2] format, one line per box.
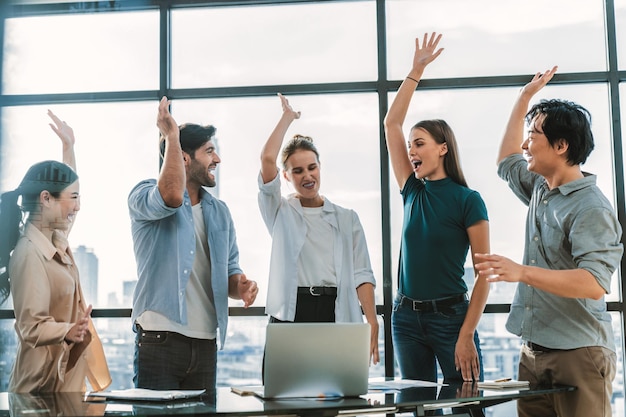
[258, 171, 283, 232]
[497, 154, 540, 206]
[571, 206, 623, 293]
[128, 179, 177, 221]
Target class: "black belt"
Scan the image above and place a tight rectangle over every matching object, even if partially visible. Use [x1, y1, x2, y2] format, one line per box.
[297, 286, 337, 296]
[400, 293, 466, 312]
[525, 341, 565, 353]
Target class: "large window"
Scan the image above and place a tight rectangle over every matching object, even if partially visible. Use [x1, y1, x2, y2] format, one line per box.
[171, 2, 379, 87]
[2, 10, 159, 94]
[386, 0, 608, 78]
[1, 1, 625, 415]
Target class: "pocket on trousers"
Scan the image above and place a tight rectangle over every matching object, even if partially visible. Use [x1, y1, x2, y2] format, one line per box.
[138, 331, 169, 346]
[584, 346, 616, 380]
[435, 301, 468, 319]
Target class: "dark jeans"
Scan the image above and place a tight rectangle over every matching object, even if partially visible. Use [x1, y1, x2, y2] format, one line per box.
[133, 325, 217, 405]
[392, 293, 483, 384]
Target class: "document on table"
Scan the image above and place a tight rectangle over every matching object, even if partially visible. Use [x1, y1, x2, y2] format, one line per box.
[230, 386, 263, 397]
[367, 378, 444, 393]
[477, 380, 530, 390]
[87, 388, 206, 401]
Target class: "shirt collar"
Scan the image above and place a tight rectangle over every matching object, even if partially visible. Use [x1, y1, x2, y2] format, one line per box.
[288, 194, 335, 214]
[24, 223, 73, 265]
[554, 172, 597, 196]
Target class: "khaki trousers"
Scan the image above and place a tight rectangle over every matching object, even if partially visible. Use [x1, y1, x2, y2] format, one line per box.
[517, 343, 616, 417]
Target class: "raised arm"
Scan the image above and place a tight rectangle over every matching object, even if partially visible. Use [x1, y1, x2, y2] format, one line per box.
[48, 110, 76, 171]
[497, 66, 558, 164]
[156, 96, 186, 208]
[384, 32, 444, 190]
[260, 93, 301, 184]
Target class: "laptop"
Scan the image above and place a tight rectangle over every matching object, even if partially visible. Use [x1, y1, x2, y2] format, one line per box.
[250, 322, 371, 399]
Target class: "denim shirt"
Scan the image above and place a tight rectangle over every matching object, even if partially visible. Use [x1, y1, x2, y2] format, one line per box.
[498, 154, 623, 351]
[128, 179, 243, 348]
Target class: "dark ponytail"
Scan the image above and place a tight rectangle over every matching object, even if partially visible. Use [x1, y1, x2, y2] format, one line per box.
[0, 190, 21, 303]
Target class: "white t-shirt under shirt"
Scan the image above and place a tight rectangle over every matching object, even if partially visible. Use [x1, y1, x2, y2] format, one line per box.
[297, 206, 337, 288]
[136, 203, 217, 340]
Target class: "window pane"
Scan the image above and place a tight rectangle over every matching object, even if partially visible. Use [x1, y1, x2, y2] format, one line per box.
[173, 93, 383, 306]
[615, 0, 626, 70]
[3, 11, 159, 94]
[613, 312, 626, 414]
[171, 2, 377, 88]
[386, 0, 606, 79]
[389, 83, 618, 303]
[0, 102, 158, 308]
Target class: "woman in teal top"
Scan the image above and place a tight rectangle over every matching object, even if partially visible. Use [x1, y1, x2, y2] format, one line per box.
[384, 32, 490, 383]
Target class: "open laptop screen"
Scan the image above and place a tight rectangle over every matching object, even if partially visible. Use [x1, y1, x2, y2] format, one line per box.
[262, 322, 371, 399]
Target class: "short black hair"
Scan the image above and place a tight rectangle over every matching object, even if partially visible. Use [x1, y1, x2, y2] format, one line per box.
[526, 99, 594, 165]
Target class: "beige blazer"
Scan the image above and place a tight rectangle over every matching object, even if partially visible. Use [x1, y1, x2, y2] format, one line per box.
[8, 224, 111, 393]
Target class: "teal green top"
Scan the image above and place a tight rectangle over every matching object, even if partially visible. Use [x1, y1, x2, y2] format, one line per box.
[399, 175, 488, 300]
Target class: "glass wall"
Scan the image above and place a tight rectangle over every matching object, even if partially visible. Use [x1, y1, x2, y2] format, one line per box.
[0, 1, 624, 415]
[171, 2, 379, 87]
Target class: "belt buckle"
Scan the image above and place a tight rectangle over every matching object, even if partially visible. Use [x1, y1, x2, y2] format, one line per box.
[309, 286, 322, 296]
[411, 300, 422, 310]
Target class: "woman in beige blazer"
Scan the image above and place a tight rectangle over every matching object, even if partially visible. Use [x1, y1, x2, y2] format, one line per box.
[0, 113, 110, 393]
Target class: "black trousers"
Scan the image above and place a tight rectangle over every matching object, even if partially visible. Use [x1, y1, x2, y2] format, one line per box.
[262, 291, 337, 382]
[272, 291, 336, 323]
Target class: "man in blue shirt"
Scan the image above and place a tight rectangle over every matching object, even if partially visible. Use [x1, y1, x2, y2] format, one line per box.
[476, 67, 623, 417]
[128, 97, 258, 403]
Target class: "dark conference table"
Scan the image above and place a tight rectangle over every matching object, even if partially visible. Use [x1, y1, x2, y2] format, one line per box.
[0, 383, 575, 417]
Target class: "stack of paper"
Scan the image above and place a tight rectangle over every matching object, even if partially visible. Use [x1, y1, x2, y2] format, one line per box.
[87, 388, 206, 401]
[477, 380, 530, 390]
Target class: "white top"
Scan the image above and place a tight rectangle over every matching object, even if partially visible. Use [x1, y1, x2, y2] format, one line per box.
[299, 206, 337, 287]
[258, 171, 376, 322]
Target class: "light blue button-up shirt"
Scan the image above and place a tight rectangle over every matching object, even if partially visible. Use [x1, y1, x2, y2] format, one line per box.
[128, 179, 243, 348]
[498, 154, 623, 351]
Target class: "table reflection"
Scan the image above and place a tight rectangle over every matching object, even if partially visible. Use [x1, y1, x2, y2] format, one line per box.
[6, 392, 106, 417]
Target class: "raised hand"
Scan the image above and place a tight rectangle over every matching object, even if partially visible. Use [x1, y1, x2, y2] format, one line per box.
[520, 66, 558, 98]
[412, 32, 444, 73]
[278, 93, 301, 121]
[48, 110, 75, 149]
[157, 96, 179, 140]
[48, 110, 77, 170]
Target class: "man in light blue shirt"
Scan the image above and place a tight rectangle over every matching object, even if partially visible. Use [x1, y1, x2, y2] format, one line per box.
[128, 97, 258, 403]
[476, 67, 623, 417]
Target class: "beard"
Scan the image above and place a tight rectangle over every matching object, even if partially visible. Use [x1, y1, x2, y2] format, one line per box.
[188, 161, 216, 188]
